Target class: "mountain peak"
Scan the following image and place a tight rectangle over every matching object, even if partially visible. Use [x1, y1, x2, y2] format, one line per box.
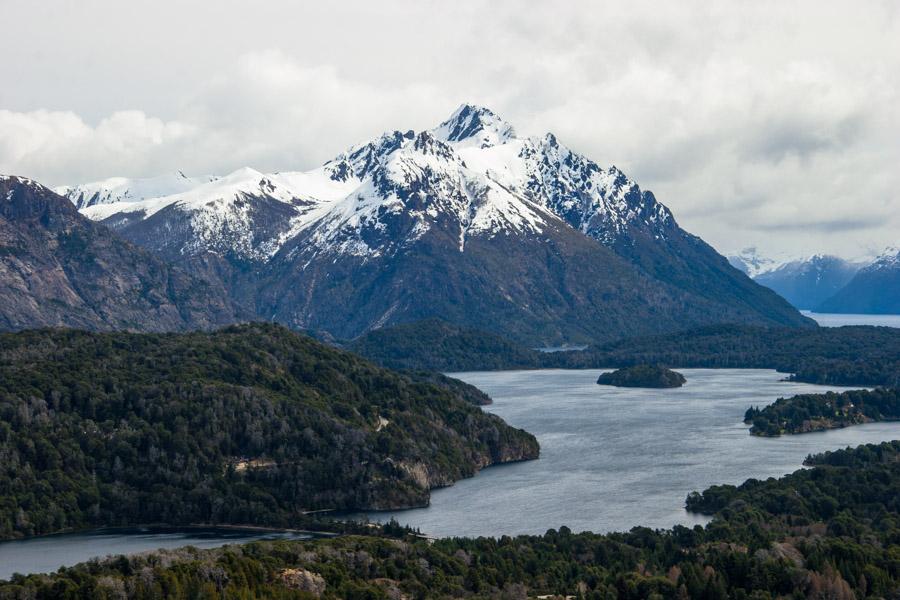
[869, 246, 900, 271]
[433, 103, 516, 148]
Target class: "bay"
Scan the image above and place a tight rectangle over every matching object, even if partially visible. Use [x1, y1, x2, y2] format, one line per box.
[360, 368, 900, 538]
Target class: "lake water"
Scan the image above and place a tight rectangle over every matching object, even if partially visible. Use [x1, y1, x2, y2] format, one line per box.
[360, 368, 900, 538]
[6, 369, 900, 579]
[801, 311, 900, 327]
[0, 527, 310, 580]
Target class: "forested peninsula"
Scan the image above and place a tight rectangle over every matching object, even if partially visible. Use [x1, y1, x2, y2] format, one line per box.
[744, 388, 900, 436]
[0, 324, 538, 540]
[5, 441, 900, 598]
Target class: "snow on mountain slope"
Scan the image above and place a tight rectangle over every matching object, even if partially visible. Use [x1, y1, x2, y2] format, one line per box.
[44, 103, 811, 340]
[77, 167, 358, 262]
[298, 127, 550, 258]
[432, 108, 674, 247]
[66, 104, 677, 264]
[57, 172, 220, 209]
[727, 247, 792, 277]
[431, 103, 516, 149]
[817, 245, 900, 314]
[868, 246, 900, 271]
[753, 254, 863, 309]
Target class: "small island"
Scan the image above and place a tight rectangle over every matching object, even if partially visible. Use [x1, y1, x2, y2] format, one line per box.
[596, 365, 686, 388]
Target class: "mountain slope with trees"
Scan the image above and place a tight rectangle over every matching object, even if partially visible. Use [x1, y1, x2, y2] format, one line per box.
[350, 319, 900, 387]
[0, 324, 538, 540]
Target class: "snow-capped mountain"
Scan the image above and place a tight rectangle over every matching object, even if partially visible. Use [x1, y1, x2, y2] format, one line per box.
[753, 254, 862, 310]
[57, 104, 810, 343]
[727, 247, 793, 278]
[78, 167, 356, 263]
[64, 105, 678, 265]
[818, 246, 900, 314]
[56, 171, 220, 210]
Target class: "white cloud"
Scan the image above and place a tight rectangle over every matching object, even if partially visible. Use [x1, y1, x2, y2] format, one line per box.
[0, 0, 897, 258]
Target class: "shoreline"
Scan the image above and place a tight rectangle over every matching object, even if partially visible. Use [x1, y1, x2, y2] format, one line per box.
[0, 523, 340, 545]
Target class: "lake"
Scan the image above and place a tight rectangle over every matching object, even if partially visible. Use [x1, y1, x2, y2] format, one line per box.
[5, 369, 900, 579]
[359, 368, 900, 538]
[0, 527, 311, 580]
[801, 311, 900, 327]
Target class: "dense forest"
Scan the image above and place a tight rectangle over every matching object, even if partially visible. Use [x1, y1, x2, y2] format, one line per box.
[743, 388, 900, 436]
[350, 320, 900, 387]
[5, 441, 900, 598]
[558, 324, 900, 386]
[348, 319, 900, 386]
[0, 324, 538, 540]
[348, 320, 543, 372]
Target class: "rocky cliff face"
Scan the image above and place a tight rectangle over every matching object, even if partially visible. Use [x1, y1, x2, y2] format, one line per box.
[0, 175, 245, 332]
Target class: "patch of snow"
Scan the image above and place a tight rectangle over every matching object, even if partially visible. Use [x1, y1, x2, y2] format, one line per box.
[57, 172, 219, 209]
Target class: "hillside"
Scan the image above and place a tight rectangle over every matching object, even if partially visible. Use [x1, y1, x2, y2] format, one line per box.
[818, 247, 900, 314]
[0, 324, 538, 540]
[558, 323, 900, 386]
[348, 319, 543, 371]
[0, 176, 244, 332]
[349, 319, 900, 387]
[754, 254, 861, 309]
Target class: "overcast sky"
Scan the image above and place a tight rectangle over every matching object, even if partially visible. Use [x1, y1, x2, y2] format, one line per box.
[2, 1, 898, 258]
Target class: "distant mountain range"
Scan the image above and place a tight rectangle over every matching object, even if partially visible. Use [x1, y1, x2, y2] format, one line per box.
[818, 247, 900, 314]
[729, 246, 899, 314]
[3, 105, 811, 342]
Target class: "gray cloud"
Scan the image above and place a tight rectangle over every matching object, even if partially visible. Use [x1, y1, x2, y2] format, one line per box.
[0, 0, 898, 259]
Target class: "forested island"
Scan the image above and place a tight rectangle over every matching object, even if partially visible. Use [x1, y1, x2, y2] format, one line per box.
[744, 388, 900, 436]
[0, 324, 538, 540]
[596, 365, 686, 388]
[5, 441, 900, 598]
[351, 319, 900, 387]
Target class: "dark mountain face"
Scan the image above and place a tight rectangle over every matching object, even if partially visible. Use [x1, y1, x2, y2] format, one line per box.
[753, 255, 861, 309]
[0, 176, 245, 332]
[817, 248, 900, 314]
[52, 104, 811, 343]
[262, 213, 739, 344]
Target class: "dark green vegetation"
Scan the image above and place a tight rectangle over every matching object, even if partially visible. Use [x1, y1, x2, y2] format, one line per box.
[348, 319, 542, 372]
[0, 324, 538, 540]
[744, 388, 900, 436]
[5, 441, 900, 598]
[350, 319, 900, 387]
[568, 324, 900, 387]
[596, 365, 686, 388]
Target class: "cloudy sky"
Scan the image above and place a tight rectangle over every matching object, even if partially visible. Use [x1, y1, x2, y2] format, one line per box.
[2, 1, 898, 258]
